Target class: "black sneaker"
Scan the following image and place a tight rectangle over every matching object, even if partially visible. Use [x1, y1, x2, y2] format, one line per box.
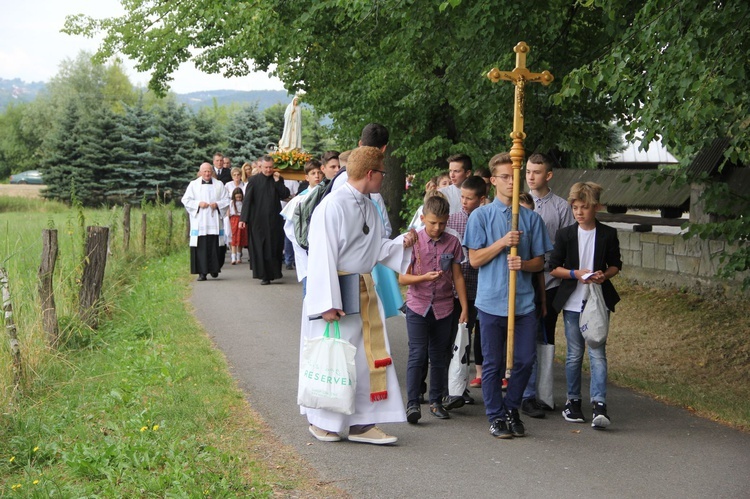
[562, 399, 585, 423]
[506, 409, 526, 437]
[521, 398, 546, 419]
[406, 403, 421, 424]
[443, 395, 465, 410]
[489, 418, 513, 439]
[591, 402, 611, 429]
[462, 389, 475, 405]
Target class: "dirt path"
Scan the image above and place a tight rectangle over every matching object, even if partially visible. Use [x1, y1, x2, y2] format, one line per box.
[0, 184, 44, 198]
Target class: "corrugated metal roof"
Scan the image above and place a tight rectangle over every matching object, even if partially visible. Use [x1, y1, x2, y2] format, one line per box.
[606, 136, 679, 165]
[550, 169, 690, 209]
[685, 138, 730, 177]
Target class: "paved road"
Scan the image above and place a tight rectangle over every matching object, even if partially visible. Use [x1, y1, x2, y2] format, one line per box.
[191, 263, 750, 498]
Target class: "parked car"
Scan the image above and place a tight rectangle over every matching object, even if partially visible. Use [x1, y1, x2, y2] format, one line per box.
[9, 170, 44, 185]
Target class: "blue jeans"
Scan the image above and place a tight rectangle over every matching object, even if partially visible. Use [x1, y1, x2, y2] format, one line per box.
[478, 310, 537, 422]
[406, 307, 452, 405]
[283, 235, 294, 265]
[563, 310, 608, 404]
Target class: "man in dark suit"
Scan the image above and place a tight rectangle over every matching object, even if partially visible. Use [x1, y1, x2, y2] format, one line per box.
[213, 152, 232, 184]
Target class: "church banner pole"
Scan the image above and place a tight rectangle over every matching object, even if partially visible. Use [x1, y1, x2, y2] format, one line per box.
[487, 42, 553, 378]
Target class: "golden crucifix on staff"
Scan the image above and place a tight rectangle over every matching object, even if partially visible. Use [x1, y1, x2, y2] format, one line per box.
[487, 41, 553, 378]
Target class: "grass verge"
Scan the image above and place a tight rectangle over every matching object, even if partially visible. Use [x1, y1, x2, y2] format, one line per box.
[0, 252, 343, 497]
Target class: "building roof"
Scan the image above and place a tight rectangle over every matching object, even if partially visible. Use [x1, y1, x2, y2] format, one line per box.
[551, 168, 690, 210]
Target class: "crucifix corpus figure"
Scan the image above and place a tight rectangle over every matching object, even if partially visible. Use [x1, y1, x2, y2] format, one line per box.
[487, 41, 554, 377]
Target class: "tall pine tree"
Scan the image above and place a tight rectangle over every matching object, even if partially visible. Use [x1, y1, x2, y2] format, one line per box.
[151, 99, 196, 201]
[77, 107, 124, 205]
[225, 104, 271, 165]
[40, 101, 88, 204]
[112, 94, 157, 203]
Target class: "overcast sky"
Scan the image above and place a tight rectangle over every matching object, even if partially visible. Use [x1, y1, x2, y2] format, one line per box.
[0, 0, 286, 94]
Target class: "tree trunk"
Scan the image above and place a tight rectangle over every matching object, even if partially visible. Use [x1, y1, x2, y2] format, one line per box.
[78, 226, 109, 329]
[141, 213, 147, 255]
[123, 203, 131, 251]
[382, 149, 406, 235]
[1, 267, 23, 397]
[38, 229, 59, 346]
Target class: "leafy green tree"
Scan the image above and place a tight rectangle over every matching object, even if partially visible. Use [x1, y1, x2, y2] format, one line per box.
[224, 104, 271, 165]
[552, 0, 750, 286]
[0, 103, 40, 177]
[64, 1, 625, 229]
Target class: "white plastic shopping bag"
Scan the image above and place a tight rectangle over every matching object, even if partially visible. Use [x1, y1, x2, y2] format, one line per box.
[579, 283, 610, 348]
[448, 322, 470, 396]
[297, 321, 357, 415]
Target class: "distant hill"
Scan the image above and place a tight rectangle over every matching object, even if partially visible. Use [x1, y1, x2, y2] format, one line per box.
[175, 89, 292, 111]
[0, 77, 291, 111]
[0, 78, 46, 108]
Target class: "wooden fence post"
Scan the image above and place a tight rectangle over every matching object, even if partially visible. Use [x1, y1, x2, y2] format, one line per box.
[141, 213, 147, 255]
[1, 267, 23, 397]
[167, 210, 173, 249]
[38, 229, 59, 346]
[79, 226, 109, 329]
[185, 211, 190, 241]
[123, 203, 131, 251]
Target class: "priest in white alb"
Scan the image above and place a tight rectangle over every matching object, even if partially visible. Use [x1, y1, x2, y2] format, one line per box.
[182, 162, 231, 281]
[300, 146, 417, 445]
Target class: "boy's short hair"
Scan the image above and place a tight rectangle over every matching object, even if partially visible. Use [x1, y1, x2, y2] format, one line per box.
[360, 123, 389, 148]
[339, 150, 352, 163]
[473, 166, 491, 180]
[568, 182, 603, 206]
[304, 159, 322, 174]
[347, 146, 384, 180]
[527, 152, 554, 172]
[436, 172, 450, 185]
[424, 189, 447, 204]
[447, 153, 472, 172]
[320, 150, 339, 164]
[422, 193, 450, 219]
[518, 191, 534, 207]
[460, 175, 487, 198]
[488, 152, 512, 175]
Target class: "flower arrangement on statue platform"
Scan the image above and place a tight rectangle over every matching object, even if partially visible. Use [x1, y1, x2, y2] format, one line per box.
[270, 149, 312, 171]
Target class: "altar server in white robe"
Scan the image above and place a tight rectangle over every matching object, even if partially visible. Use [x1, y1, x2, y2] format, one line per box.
[300, 146, 417, 445]
[182, 163, 231, 281]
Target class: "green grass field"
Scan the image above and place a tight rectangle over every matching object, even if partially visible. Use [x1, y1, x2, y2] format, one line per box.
[0, 198, 339, 497]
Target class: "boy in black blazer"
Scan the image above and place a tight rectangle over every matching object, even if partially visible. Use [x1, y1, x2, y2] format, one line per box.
[549, 182, 622, 429]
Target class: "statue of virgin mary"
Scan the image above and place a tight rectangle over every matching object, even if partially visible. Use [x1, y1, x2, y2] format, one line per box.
[278, 95, 302, 151]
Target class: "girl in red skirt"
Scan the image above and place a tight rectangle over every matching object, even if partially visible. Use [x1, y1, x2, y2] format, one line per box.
[229, 187, 248, 264]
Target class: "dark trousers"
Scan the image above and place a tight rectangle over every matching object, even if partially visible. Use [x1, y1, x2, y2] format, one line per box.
[542, 286, 561, 344]
[406, 306, 452, 405]
[478, 310, 537, 422]
[190, 235, 221, 276]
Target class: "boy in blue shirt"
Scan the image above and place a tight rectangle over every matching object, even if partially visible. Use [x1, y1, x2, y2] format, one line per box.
[463, 153, 552, 439]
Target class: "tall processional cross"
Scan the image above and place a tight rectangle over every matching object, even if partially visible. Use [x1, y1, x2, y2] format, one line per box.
[487, 42, 553, 376]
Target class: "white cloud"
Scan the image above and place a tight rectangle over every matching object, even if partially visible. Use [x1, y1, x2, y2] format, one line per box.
[0, 0, 285, 93]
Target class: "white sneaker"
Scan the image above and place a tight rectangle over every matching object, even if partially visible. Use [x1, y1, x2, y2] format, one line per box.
[347, 426, 397, 445]
[308, 425, 341, 442]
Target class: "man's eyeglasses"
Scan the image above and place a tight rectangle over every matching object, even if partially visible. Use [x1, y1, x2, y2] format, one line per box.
[492, 174, 513, 182]
[371, 169, 387, 177]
